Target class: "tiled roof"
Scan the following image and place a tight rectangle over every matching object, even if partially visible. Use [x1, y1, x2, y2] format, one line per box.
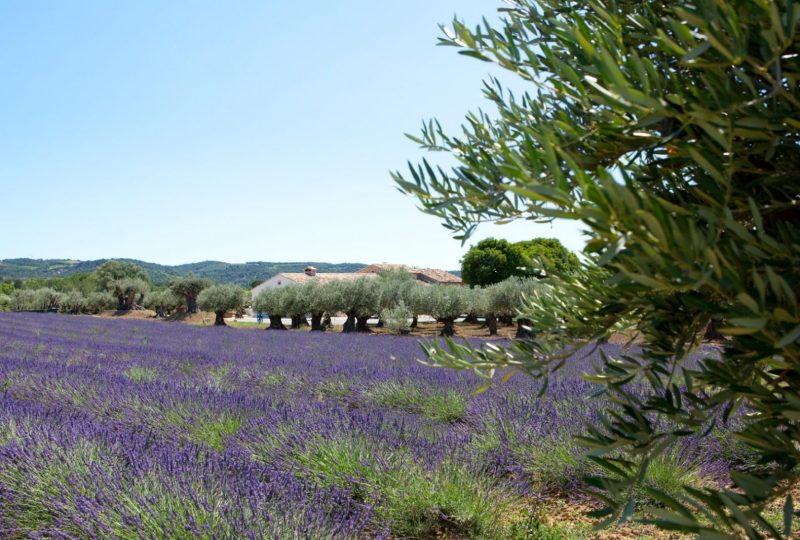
[356, 263, 462, 284]
[277, 272, 378, 285]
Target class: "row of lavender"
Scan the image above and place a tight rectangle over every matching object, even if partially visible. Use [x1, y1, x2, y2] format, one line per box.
[0, 313, 733, 538]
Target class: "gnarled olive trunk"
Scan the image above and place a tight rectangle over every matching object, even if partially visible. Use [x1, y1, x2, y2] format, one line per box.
[156, 307, 167, 318]
[310, 312, 325, 331]
[291, 315, 308, 329]
[486, 314, 498, 336]
[515, 319, 535, 339]
[356, 314, 371, 332]
[322, 313, 332, 329]
[214, 311, 226, 326]
[267, 315, 286, 330]
[187, 296, 198, 314]
[342, 313, 356, 333]
[410, 315, 418, 328]
[116, 295, 126, 311]
[440, 317, 456, 336]
[376, 318, 384, 328]
[463, 313, 479, 324]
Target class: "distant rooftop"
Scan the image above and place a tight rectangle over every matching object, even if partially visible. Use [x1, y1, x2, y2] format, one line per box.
[357, 263, 462, 285]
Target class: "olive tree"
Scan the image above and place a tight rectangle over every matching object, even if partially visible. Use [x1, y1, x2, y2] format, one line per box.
[144, 289, 182, 318]
[394, 1, 800, 536]
[58, 290, 88, 314]
[332, 278, 380, 333]
[404, 282, 431, 329]
[303, 281, 340, 331]
[170, 275, 212, 314]
[282, 285, 310, 329]
[427, 285, 468, 336]
[481, 277, 542, 338]
[96, 261, 150, 310]
[253, 287, 289, 330]
[377, 272, 417, 324]
[108, 278, 149, 311]
[8, 290, 37, 311]
[197, 284, 247, 326]
[86, 291, 116, 314]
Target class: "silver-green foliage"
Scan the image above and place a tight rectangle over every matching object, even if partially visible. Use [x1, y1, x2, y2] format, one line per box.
[393, 1, 800, 537]
[197, 285, 247, 315]
[85, 292, 116, 314]
[144, 290, 182, 316]
[382, 301, 413, 335]
[8, 288, 64, 312]
[58, 291, 88, 314]
[253, 287, 290, 316]
[330, 278, 379, 317]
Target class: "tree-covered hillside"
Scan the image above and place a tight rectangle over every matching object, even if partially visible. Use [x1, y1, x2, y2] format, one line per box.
[0, 259, 367, 286]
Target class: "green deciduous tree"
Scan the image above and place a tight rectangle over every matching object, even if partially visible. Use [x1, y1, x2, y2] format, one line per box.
[394, 1, 800, 537]
[516, 238, 579, 277]
[170, 275, 213, 314]
[460, 238, 526, 286]
[197, 284, 247, 326]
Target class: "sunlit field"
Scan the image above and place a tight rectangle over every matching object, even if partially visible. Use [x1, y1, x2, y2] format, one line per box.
[0, 313, 736, 538]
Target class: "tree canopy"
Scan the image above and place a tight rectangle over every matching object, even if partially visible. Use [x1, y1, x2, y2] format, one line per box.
[394, 1, 800, 537]
[516, 238, 579, 277]
[197, 284, 247, 326]
[460, 238, 526, 286]
[170, 275, 213, 314]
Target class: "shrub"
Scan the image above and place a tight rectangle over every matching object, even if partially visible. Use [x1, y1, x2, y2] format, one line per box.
[382, 301, 412, 335]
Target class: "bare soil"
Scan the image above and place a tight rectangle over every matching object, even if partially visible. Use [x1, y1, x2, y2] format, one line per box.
[96, 309, 158, 319]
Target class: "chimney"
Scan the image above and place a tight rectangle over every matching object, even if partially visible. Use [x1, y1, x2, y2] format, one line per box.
[304, 266, 317, 276]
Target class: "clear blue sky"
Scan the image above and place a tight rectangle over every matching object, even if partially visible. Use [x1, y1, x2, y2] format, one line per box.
[0, 1, 586, 269]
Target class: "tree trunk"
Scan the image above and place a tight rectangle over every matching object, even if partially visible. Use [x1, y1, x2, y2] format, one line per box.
[156, 307, 167, 318]
[267, 315, 286, 330]
[356, 314, 371, 332]
[486, 314, 498, 336]
[291, 315, 308, 329]
[310, 312, 325, 331]
[704, 319, 724, 341]
[500, 315, 514, 326]
[322, 313, 332, 329]
[214, 311, 226, 326]
[440, 317, 456, 337]
[342, 313, 357, 333]
[376, 317, 384, 328]
[463, 312, 479, 324]
[187, 296, 198, 314]
[516, 319, 535, 339]
[116, 295, 126, 311]
[410, 315, 418, 328]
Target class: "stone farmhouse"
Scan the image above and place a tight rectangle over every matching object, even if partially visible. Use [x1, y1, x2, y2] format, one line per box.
[250, 264, 461, 298]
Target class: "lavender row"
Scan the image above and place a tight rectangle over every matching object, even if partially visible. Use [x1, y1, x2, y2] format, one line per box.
[0, 313, 733, 538]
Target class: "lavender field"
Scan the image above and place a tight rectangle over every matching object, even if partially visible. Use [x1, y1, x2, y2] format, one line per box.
[0, 313, 732, 539]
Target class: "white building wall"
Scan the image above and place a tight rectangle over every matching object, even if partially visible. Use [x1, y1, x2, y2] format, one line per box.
[250, 274, 301, 299]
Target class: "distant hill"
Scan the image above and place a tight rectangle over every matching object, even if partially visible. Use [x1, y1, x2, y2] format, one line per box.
[0, 258, 368, 287]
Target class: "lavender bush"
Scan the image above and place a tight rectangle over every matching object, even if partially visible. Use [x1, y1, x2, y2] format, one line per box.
[0, 313, 731, 538]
